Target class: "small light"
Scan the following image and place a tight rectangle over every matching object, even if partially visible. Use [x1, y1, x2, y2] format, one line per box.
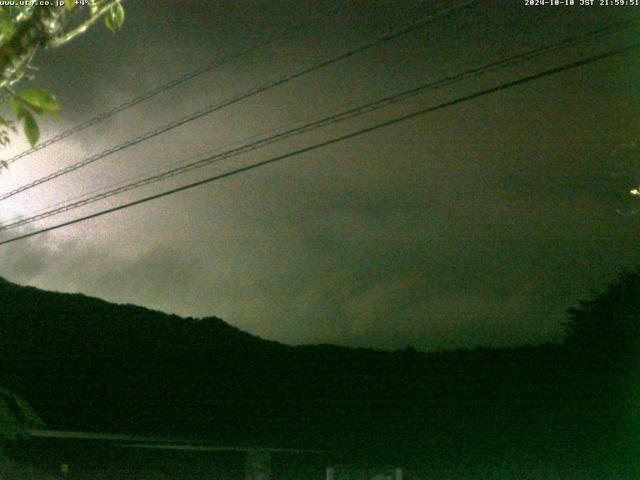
[630, 189, 640, 196]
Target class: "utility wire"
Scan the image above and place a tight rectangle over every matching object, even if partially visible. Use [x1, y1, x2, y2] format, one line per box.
[1, 113, 316, 223]
[1, 20, 634, 232]
[0, 0, 478, 202]
[1, 43, 636, 247]
[1, 3, 347, 168]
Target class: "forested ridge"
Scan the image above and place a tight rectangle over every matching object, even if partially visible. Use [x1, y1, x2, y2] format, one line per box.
[0, 273, 637, 477]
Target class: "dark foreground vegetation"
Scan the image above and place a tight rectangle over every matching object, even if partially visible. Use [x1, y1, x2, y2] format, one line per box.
[0, 271, 638, 479]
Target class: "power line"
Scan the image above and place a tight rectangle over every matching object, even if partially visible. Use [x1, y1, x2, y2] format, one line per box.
[1, 20, 634, 232]
[1, 12, 629, 219]
[0, 0, 478, 202]
[1, 3, 347, 168]
[1, 114, 315, 223]
[2, 107, 324, 220]
[1, 43, 636, 247]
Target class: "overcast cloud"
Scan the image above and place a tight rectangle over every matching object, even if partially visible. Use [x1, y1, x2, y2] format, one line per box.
[0, 0, 638, 350]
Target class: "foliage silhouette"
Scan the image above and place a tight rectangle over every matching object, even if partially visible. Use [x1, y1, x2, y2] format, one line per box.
[0, 385, 45, 479]
[565, 270, 640, 369]
[563, 270, 640, 475]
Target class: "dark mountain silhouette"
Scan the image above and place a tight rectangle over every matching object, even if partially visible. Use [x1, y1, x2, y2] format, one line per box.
[0, 274, 636, 477]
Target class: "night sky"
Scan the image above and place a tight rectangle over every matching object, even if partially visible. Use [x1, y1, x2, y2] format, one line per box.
[0, 0, 638, 350]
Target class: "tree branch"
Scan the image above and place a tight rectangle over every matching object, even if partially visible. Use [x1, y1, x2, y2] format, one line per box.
[48, 0, 124, 48]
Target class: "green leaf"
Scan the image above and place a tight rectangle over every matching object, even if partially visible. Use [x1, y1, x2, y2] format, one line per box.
[18, 88, 59, 113]
[22, 110, 39, 146]
[89, 0, 99, 16]
[0, 14, 15, 42]
[9, 97, 24, 118]
[105, 1, 125, 33]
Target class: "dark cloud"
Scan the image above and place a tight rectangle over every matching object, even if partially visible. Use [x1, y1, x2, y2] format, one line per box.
[0, 0, 637, 350]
